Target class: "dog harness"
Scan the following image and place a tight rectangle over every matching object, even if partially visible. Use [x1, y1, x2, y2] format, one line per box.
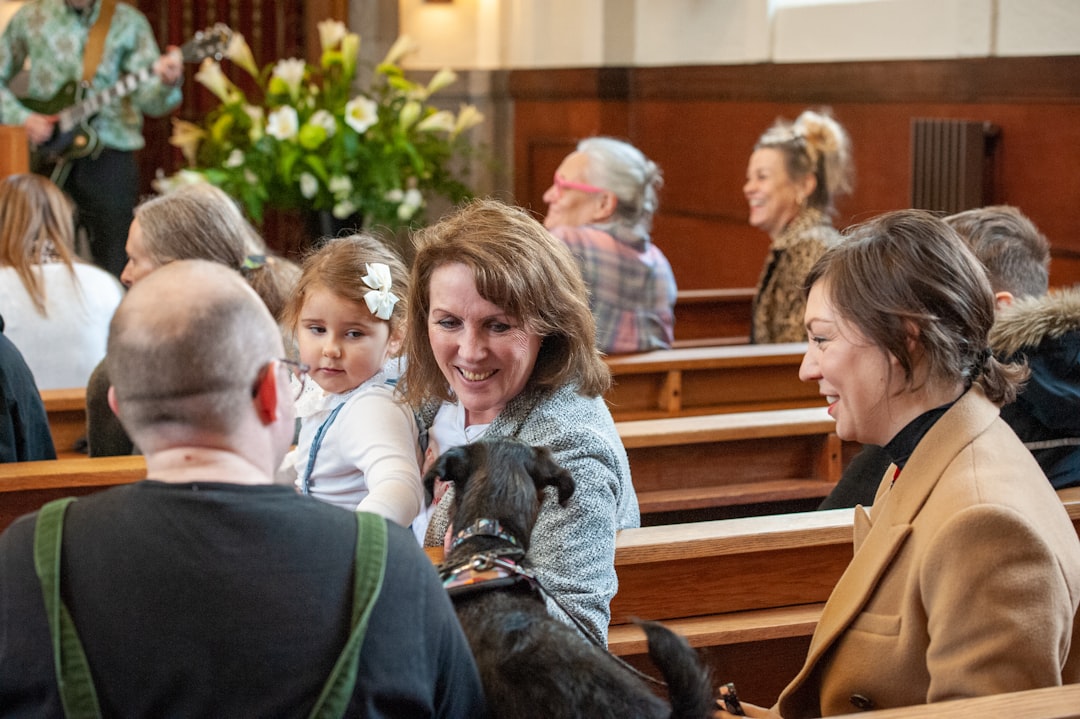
[439, 518, 543, 599]
[33, 496, 388, 719]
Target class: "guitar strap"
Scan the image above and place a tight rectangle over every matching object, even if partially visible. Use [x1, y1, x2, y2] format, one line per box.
[81, 0, 118, 85]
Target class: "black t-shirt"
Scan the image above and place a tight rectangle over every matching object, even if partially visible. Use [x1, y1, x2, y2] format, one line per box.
[0, 481, 486, 718]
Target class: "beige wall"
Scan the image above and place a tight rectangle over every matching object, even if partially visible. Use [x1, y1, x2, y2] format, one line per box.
[398, 0, 1080, 70]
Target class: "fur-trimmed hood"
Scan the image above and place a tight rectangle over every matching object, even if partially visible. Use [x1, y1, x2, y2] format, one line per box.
[989, 286, 1080, 357]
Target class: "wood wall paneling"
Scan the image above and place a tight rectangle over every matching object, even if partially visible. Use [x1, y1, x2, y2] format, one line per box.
[510, 57, 1080, 290]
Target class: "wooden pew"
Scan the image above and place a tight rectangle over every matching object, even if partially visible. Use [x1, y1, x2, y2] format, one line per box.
[603, 342, 820, 421]
[19, 405, 848, 533]
[835, 683, 1080, 718]
[672, 287, 753, 348]
[618, 406, 857, 524]
[40, 387, 87, 457]
[607, 486, 1080, 707]
[0, 455, 146, 531]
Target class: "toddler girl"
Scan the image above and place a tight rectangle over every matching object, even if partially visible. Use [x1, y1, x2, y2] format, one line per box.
[278, 234, 422, 525]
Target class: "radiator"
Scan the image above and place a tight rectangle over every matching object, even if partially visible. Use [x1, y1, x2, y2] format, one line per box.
[910, 118, 999, 214]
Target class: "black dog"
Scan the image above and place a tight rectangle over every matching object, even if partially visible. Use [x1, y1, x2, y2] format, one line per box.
[424, 439, 715, 719]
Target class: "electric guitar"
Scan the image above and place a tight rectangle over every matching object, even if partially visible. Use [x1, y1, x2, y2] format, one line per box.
[22, 23, 232, 184]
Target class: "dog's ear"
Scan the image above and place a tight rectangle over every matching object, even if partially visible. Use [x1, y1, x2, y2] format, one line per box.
[528, 446, 575, 506]
[422, 444, 473, 498]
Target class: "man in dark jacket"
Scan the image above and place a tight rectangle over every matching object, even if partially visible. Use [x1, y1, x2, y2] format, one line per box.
[0, 314, 56, 462]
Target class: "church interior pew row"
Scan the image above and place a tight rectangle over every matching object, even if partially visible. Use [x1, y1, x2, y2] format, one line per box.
[42, 342, 817, 456]
[603, 342, 821, 421]
[617, 406, 858, 524]
[606, 486, 1080, 708]
[671, 287, 753, 349]
[13, 406, 851, 533]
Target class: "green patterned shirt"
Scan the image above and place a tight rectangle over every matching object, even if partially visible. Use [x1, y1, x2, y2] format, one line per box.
[0, 0, 181, 151]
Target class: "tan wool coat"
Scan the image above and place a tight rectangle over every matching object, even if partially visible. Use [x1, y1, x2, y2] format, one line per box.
[777, 387, 1080, 717]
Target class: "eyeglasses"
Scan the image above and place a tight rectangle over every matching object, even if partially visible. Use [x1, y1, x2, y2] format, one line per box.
[552, 172, 606, 196]
[277, 358, 310, 400]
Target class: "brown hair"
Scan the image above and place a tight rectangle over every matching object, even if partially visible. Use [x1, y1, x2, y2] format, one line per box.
[804, 209, 1027, 405]
[281, 233, 410, 344]
[945, 205, 1050, 299]
[400, 198, 610, 407]
[0, 174, 79, 315]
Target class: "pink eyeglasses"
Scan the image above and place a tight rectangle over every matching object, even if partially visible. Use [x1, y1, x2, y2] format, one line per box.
[552, 172, 606, 195]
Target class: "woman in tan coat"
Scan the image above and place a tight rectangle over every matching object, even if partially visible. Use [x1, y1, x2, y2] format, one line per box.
[720, 210, 1080, 717]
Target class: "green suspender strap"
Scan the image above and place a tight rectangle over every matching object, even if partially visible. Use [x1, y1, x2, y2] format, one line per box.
[33, 497, 102, 719]
[32, 499, 386, 719]
[308, 510, 388, 719]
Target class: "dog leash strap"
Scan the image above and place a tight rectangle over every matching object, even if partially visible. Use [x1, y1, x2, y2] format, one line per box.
[307, 511, 388, 718]
[33, 497, 104, 719]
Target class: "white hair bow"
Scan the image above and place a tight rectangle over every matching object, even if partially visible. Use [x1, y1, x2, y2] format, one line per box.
[362, 262, 399, 320]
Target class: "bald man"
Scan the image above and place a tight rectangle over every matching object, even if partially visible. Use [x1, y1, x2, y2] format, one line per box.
[0, 261, 486, 717]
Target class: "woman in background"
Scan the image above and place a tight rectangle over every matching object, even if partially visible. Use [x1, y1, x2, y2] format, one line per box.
[0, 174, 123, 390]
[87, 182, 300, 456]
[744, 108, 853, 344]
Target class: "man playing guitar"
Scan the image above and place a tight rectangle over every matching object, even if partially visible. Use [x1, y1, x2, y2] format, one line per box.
[0, 0, 183, 279]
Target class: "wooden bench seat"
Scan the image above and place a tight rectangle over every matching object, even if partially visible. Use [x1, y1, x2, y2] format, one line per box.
[618, 407, 856, 523]
[0, 455, 146, 531]
[39, 387, 88, 457]
[603, 342, 820, 421]
[671, 287, 753, 348]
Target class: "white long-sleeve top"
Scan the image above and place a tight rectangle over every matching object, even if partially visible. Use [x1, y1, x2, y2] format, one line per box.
[279, 371, 423, 526]
[0, 263, 124, 390]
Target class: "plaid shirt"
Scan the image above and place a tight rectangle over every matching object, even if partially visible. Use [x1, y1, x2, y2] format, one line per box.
[0, 0, 181, 151]
[551, 223, 677, 354]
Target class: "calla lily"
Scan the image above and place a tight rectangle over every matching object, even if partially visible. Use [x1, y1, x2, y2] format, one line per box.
[398, 100, 421, 130]
[194, 59, 239, 104]
[381, 35, 417, 67]
[415, 110, 455, 134]
[167, 118, 206, 165]
[453, 104, 485, 137]
[271, 58, 307, 99]
[243, 104, 264, 141]
[340, 33, 360, 78]
[317, 20, 347, 52]
[266, 106, 299, 141]
[225, 33, 259, 79]
[344, 96, 378, 134]
[426, 68, 458, 96]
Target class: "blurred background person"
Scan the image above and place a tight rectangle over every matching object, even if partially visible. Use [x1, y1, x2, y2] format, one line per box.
[0, 173, 123, 390]
[745, 108, 853, 344]
[543, 137, 676, 355]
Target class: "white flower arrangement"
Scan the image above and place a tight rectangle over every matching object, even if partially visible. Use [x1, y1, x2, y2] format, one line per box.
[159, 21, 484, 230]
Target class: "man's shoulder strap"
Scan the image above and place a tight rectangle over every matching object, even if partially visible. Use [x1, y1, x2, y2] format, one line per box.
[307, 511, 388, 719]
[82, 0, 119, 85]
[33, 497, 103, 719]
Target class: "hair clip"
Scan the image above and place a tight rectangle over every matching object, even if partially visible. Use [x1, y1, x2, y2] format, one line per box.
[362, 262, 399, 320]
[242, 254, 267, 270]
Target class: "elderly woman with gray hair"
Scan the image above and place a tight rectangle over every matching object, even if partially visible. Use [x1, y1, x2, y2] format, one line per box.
[542, 137, 676, 355]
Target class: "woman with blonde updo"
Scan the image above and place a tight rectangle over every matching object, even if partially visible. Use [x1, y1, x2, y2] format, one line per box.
[744, 108, 854, 343]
